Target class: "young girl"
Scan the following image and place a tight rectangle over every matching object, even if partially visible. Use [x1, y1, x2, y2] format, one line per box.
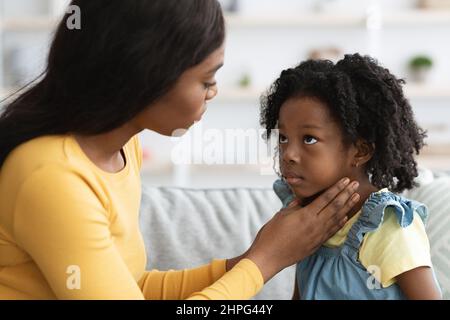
[260, 53, 442, 300]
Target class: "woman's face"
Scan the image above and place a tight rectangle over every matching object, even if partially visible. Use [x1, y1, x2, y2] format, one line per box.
[278, 96, 357, 201]
[135, 45, 225, 136]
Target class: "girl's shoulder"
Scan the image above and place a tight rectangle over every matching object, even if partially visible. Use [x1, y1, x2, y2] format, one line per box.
[360, 189, 428, 231]
[357, 190, 432, 287]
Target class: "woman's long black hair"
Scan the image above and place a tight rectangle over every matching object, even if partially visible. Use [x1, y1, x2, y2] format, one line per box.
[0, 0, 225, 167]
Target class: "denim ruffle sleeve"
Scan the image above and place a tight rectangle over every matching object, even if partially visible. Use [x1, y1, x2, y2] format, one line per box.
[273, 178, 295, 209]
[346, 190, 428, 251]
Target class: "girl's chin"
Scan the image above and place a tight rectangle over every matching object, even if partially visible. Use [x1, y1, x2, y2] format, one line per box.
[290, 186, 317, 199]
[291, 187, 325, 205]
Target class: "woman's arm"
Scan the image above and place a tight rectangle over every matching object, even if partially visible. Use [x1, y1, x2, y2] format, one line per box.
[396, 266, 442, 300]
[139, 259, 229, 300]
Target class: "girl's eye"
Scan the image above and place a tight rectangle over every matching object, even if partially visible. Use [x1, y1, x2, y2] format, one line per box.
[304, 135, 317, 145]
[279, 134, 288, 144]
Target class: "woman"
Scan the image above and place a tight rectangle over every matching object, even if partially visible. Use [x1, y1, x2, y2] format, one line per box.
[0, 0, 359, 299]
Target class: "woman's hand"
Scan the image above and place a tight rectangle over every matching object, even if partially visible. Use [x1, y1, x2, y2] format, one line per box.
[240, 178, 360, 283]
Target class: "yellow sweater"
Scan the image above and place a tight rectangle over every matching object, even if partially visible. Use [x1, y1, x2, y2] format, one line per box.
[0, 135, 263, 299]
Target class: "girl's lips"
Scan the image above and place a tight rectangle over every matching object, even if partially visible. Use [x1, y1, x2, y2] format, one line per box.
[284, 176, 304, 186]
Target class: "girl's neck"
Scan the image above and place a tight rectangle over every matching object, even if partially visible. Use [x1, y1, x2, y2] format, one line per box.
[347, 178, 378, 220]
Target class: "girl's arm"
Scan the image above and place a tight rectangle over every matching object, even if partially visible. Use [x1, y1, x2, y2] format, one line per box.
[396, 266, 442, 300]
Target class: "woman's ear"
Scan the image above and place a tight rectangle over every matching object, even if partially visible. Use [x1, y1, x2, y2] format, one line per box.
[351, 139, 375, 168]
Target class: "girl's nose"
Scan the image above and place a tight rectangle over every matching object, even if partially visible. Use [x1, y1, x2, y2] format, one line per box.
[281, 143, 301, 164]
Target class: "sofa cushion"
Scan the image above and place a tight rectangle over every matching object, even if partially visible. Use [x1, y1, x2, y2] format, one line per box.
[403, 176, 450, 299]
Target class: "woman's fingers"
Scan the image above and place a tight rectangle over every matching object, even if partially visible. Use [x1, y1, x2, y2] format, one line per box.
[244, 179, 360, 282]
[321, 189, 360, 239]
[306, 178, 351, 216]
[319, 180, 359, 221]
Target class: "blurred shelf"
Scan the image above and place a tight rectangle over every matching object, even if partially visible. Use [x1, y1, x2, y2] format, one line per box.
[2, 83, 449, 106]
[3, 84, 447, 104]
[225, 14, 365, 28]
[213, 84, 450, 104]
[140, 162, 277, 188]
[404, 84, 450, 99]
[225, 10, 450, 28]
[419, 147, 450, 173]
[141, 160, 173, 175]
[214, 87, 264, 103]
[1, 10, 449, 32]
[418, 155, 450, 171]
[0, 17, 58, 31]
[421, 144, 450, 155]
[383, 10, 450, 26]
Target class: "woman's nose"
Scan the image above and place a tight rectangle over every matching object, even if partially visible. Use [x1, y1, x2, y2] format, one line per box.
[206, 85, 218, 101]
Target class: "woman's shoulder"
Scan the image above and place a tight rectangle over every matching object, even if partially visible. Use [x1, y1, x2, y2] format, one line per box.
[8, 133, 68, 157]
[3, 135, 80, 175]
[0, 135, 87, 229]
[0, 135, 99, 199]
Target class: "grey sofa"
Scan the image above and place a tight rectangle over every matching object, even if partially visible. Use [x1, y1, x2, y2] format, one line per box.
[139, 168, 450, 300]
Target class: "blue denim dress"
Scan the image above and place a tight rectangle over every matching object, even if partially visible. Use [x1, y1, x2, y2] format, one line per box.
[273, 179, 429, 300]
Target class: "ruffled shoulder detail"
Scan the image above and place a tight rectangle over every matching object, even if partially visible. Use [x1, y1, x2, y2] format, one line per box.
[273, 178, 295, 208]
[345, 189, 428, 252]
[360, 190, 428, 229]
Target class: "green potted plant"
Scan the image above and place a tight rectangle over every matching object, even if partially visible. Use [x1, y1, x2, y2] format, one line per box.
[409, 55, 433, 83]
[238, 73, 251, 88]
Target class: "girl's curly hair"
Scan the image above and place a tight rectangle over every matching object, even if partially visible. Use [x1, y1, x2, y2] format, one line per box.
[260, 53, 427, 192]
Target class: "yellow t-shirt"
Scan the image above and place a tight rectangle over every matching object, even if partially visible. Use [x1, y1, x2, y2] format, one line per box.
[324, 189, 432, 287]
[0, 135, 263, 299]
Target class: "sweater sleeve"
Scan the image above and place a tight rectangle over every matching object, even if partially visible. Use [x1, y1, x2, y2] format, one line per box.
[138, 259, 263, 300]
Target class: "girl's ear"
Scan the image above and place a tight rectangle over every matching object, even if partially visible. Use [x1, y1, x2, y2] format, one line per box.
[351, 139, 375, 168]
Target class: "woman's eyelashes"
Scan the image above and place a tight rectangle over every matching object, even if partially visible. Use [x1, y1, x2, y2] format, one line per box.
[203, 81, 217, 90]
[278, 133, 318, 145]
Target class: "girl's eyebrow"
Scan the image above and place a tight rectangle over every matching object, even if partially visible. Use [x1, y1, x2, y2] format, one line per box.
[278, 123, 323, 130]
[300, 124, 323, 129]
